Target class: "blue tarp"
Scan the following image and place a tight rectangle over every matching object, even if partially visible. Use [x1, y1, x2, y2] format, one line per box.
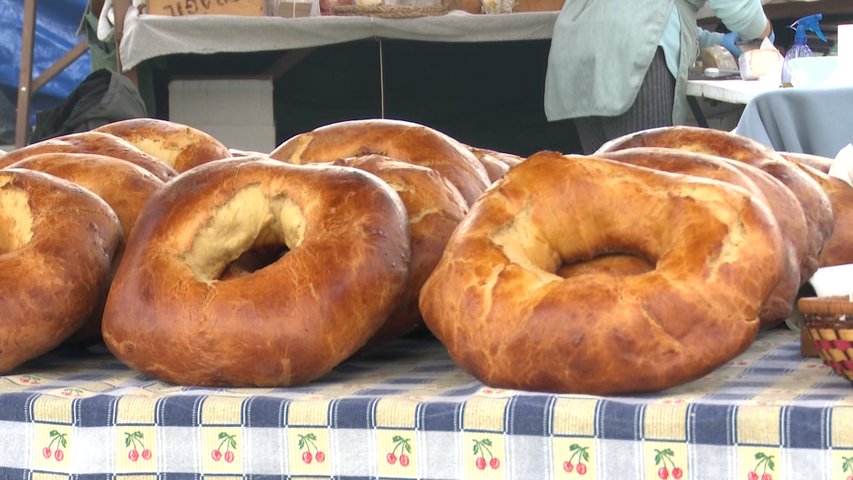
[0, 0, 91, 111]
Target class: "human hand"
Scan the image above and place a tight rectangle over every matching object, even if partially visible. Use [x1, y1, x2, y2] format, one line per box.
[721, 31, 742, 58]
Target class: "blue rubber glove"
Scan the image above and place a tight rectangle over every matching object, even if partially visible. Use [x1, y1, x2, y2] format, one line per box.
[721, 31, 742, 58]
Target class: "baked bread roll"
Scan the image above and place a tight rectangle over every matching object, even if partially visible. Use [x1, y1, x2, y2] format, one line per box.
[102, 157, 411, 386]
[419, 151, 785, 394]
[8, 153, 165, 239]
[270, 119, 491, 206]
[0, 132, 176, 181]
[784, 152, 853, 267]
[596, 148, 804, 328]
[598, 126, 833, 281]
[330, 155, 468, 342]
[94, 118, 231, 172]
[0, 169, 122, 372]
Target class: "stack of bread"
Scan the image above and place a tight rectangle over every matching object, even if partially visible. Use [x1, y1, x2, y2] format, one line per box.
[0, 118, 849, 396]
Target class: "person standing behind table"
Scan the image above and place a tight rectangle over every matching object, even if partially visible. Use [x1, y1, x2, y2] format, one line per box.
[544, 0, 774, 155]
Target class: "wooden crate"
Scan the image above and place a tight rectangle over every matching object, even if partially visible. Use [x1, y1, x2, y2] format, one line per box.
[147, 0, 267, 17]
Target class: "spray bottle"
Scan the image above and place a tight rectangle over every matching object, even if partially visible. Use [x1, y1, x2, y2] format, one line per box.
[782, 13, 828, 85]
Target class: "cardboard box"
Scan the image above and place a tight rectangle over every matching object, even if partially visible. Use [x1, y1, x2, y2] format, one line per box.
[274, 0, 313, 17]
[169, 78, 276, 153]
[147, 0, 268, 17]
[514, 0, 563, 12]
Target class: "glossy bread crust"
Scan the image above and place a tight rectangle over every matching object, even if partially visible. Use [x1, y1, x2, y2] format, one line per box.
[419, 152, 785, 395]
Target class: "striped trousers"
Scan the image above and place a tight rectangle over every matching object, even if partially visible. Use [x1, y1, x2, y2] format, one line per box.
[574, 48, 676, 155]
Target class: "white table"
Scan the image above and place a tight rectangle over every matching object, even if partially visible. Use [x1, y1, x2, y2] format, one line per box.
[686, 79, 781, 105]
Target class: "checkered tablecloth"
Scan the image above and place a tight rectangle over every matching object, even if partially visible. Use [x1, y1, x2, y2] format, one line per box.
[0, 328, 850, 479]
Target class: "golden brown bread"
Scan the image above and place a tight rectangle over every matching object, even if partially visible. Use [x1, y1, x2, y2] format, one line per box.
[0, 169, 122, 372]
[596, 148, 803, 328]
[784, 152, 853, 267]
[8, 153, 165, 239]
[1, 132, 177, 181]
[783, 151, 832, 174]
[94, 118, 231, 172]
[419, 151, 785, 394]
[7, 153, 168, 343]
[102, 157, 411, 386]
[467, 147, 512, 183]
[598, 126, 833, 278]
[328, 155, 468, 342]
[270, 119, 491, 206]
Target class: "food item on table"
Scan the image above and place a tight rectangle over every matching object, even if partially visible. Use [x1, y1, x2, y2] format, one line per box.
[596, 148, 805, 328]
[94, 118, 231, 172]
[784, 152, 853, 267]
[8, 153, 167, 343]
[0, 169, 121, 372]
[0, 132, 176, 181]
[466, 146, 524, 183]
[102, 157, 411, 387]
[738, 48, 783, 81]
[419, 151, 785, 394]
[701, 45, 739, 72]
[598, 125, 833, 282]
[8, 153, 165, 239]
[325, 155, 468, 342]
[270, 119, 490, 206]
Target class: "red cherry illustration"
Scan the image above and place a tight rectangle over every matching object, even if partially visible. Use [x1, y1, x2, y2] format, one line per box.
[387, 452, 397, 464]
[762, 474, 773, 480]
[577, 463, 587, 475]
[142, 449, 152, 460]
[672, 467, 683, 479]
[564, 461, 574, 472]
[42, 447, 51, 459]
[211, 449, 222, 461]
[224, 450, 234, 463]
[748, 472, 758, 480]
[129, 449, 139, 462]
[54, 449, 64, 462]
[658, 466, 669, 479]
[476, 457, 487, 470]
[399, 454, 409, 467]
[302, 451, 313, 464]
[315, 451, 325, 463]
[490, 457, 500, 469]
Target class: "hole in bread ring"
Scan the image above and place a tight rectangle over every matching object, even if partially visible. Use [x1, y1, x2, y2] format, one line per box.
[419, 152, 786, 395]
[103, 157, 411, 387]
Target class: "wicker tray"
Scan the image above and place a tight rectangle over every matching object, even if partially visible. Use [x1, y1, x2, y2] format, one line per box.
[798, 295, 853, 384]
[332, 4, 448, 17]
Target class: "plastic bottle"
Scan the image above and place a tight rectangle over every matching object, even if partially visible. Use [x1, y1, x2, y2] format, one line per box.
[782, 13, 828, 85]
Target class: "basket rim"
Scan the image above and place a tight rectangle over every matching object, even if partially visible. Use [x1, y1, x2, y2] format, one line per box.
[332, 4, 448, 17]
[797, 295, 853, 315]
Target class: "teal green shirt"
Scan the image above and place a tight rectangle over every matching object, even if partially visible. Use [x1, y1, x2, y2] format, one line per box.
[545, 0, 769, 124]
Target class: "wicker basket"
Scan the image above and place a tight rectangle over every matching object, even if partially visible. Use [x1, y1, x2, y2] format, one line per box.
[333, 4, 448, 17]
[798, 295, 853, 384]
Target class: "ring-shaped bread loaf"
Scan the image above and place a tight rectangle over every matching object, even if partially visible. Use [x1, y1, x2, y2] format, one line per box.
[598, 126, 833, 279]
[419, 151, 785, 394]
[0, 169, 122, 372]
[8, 153, 167, 343]
[595, 148, 804, 328]
[269, 119, 490, 206]
[783, 152, 853, 267]
[0, 132, 177, 181]
[94, 118, 231, 172]
[328, 155, 468, 342]
[102, 157, 411, 386]
[8, 153, 165, 239]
